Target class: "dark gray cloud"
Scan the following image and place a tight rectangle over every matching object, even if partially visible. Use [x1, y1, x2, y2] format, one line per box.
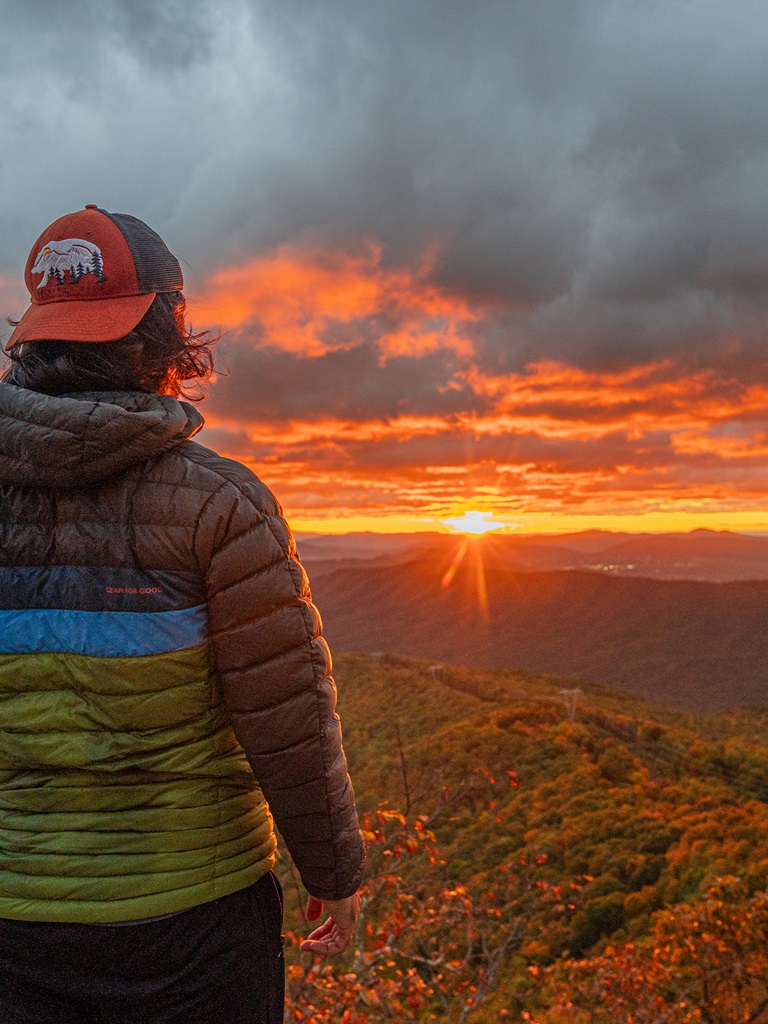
[3, 0, 768, 370]
[208, 329, 487, 423]
[2, 0, 214, 68]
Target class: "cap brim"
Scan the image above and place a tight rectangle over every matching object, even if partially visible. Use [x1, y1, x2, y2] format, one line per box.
[5, 293, 156, 350]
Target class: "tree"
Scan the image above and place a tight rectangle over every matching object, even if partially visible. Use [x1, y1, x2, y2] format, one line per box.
[283, 797, 550, 1022]
[540, 877, 768, 1023]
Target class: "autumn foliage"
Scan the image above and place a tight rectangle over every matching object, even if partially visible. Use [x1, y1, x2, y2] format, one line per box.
[275, 654, 768, 1022]
[540, 877, 768, 1023]
[282, 802, 549, 1022]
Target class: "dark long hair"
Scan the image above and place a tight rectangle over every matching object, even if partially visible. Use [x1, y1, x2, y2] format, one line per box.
[2, 293, 217, 400]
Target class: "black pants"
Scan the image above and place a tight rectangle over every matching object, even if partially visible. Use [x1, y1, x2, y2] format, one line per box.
[0, 873, 284, 1024]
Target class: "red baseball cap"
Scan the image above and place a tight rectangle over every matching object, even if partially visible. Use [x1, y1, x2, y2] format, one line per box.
[6, 205, 183, 350]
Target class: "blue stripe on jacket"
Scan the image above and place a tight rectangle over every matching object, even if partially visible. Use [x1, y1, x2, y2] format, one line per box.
[0, 606, 208, 657]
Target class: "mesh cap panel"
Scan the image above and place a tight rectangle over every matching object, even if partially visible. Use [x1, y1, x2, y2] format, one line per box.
[105, 211, 183, 294]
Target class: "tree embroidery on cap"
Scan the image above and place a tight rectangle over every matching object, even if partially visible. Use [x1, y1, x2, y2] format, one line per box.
[32, 239, 108, 287]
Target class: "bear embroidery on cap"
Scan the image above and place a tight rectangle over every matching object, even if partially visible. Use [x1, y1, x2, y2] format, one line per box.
[32, 238, 107, 288]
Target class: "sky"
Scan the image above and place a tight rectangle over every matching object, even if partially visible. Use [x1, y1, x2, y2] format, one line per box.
[3, 0, 768, 534]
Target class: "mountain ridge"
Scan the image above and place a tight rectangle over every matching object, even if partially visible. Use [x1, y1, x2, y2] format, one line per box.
[297, 528, 768, 581]
[311, 559, 768, 710]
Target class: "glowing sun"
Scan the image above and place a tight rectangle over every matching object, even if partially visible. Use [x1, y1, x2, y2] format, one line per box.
[441, 510, 503, 535]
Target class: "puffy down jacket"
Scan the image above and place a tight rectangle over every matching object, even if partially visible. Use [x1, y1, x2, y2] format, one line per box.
[0, 383, 364, 923]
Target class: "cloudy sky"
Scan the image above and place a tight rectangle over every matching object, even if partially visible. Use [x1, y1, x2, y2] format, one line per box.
[4, 0, 768, 533]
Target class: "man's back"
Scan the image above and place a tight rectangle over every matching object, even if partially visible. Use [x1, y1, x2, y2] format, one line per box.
[0, 385, 363, 923]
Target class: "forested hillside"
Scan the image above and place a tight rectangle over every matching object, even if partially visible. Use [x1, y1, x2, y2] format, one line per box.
[299, 529, 768, 582]
[310, 560, 768, 709]
[278, 653, 768, 1022]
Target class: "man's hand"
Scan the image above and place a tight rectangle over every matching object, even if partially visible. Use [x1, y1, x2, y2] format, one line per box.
[300, 892, 361, 956]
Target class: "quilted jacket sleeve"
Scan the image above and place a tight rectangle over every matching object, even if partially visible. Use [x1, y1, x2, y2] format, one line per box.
[195, 468, 365, 901]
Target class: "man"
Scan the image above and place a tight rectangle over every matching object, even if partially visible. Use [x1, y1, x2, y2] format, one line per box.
[0, 205, 364, 1023]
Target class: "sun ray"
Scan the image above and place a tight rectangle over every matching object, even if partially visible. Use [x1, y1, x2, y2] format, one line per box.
[439, 534, 489, 618]
[441, 537, 469, 589]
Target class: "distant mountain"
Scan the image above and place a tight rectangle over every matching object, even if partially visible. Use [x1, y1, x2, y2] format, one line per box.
[310, 556, 768, 709]
[589, 529, 768, 580]
[295, 531, 430, 562]
[297, 528, 768, 581]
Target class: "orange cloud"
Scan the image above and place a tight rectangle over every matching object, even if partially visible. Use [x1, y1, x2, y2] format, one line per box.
[0, 275, 26, 320]
[189, 247, 768, 532]
[191, 244, 479, 358]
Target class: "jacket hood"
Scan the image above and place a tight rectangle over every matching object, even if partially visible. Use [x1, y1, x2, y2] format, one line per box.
[0, 384, 204, 488]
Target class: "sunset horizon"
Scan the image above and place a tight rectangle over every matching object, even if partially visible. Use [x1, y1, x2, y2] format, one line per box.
[290, 516, 768, 537]
[5, 3, 768, 542]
